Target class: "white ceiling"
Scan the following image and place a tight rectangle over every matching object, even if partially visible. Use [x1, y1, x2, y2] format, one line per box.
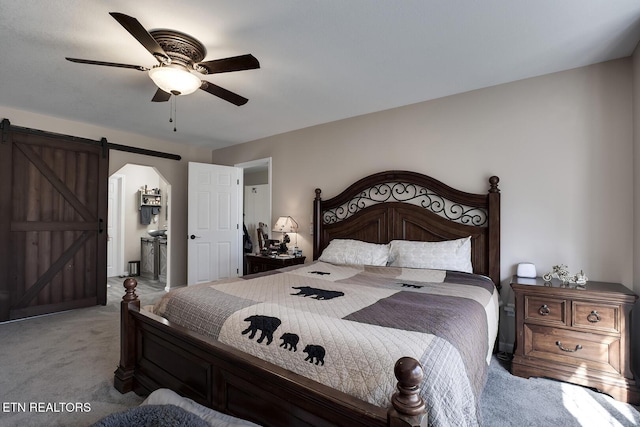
[2, 1, 640, 150]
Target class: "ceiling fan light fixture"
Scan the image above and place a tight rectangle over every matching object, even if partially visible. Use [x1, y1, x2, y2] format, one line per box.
[148, 65, 201, 96]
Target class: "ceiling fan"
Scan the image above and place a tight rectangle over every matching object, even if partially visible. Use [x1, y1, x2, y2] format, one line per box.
[66, 12, 259, 106]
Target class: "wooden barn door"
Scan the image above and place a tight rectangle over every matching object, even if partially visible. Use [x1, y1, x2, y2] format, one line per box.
[0, 123, 108, 321]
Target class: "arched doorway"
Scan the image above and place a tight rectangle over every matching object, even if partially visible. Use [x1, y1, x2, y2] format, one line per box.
[108, 164, 171, 293]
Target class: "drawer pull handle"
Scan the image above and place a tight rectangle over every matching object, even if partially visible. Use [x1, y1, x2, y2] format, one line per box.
[556, 341, 583, 353]
[587, 310, 601, 323]
[539, 304, 550, 316]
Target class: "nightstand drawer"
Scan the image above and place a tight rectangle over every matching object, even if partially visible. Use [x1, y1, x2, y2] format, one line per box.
[523, 324, 621, 375]
[524, 295, 567, 326]
[572, 302, 619, 333]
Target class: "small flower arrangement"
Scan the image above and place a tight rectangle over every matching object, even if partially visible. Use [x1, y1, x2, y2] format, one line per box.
[543, 264, 588, 286]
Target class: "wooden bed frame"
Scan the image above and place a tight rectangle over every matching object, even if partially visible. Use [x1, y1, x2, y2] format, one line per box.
[313, 171, 501, 287]
[114, 170, 501, 426]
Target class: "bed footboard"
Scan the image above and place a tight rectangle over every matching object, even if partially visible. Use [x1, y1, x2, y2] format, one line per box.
[114, 278, 427, 427]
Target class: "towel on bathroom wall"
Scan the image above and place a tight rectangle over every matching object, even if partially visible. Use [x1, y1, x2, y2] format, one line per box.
[140, 206, 153, 225]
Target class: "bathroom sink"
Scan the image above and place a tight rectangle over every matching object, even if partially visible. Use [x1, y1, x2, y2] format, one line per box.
[147, 229, 166, 237]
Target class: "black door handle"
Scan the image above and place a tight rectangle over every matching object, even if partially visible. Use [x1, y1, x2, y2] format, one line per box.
[190, 234, 200, 240]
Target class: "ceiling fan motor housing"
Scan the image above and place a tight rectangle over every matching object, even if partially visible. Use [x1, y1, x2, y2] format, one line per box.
[150, 30, 208, 72]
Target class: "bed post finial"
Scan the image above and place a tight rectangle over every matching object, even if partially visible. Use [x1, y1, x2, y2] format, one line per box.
[123, 277, 138, 302]
[387, 357, 428, 427]
[489, 176, 500, 193]
[315, 188, 322, 200]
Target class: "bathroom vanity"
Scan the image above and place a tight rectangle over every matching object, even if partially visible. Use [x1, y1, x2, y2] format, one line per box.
[141, 236, 167, 282]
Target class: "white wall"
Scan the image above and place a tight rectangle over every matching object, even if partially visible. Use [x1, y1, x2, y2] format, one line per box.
[634, 42, 640, 290]
[631, 40, 640, 377]
[212, 58, 634, 291]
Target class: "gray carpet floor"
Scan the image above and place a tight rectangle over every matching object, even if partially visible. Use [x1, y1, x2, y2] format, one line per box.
[483, 355, 640, 426]
[0, 277, 638, 427]
[0, 277, 167, 427]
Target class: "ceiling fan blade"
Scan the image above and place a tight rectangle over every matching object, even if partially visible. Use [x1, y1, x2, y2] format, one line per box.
[200, 81, 248, 106]
[109, 12, 169, 63]
[197, 54, 260, 75]
[151, 88, 172, 102]
[65, 57, 149, 71]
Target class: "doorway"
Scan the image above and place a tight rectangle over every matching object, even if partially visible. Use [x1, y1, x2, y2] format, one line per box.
[107, 174, 125, 278]
[236, 158, 271, 274]
[108, 164, 171, 292]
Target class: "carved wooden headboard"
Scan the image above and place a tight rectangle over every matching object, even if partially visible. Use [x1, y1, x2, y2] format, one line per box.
[312, 171, 501, 287]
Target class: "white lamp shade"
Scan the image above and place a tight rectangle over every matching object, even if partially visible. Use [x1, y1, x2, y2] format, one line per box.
[148, 65, 201, 95]
[273, 216, 298, 233]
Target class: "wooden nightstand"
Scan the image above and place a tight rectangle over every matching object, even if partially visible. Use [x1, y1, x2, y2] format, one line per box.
[245, 254, 306, 274]
[510, 276, 639, 404]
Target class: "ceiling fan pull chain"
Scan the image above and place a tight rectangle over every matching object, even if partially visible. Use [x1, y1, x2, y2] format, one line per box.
[173, 96, 177, 132]
[169, 96, 173, 124]
[168, 96, 177, 133]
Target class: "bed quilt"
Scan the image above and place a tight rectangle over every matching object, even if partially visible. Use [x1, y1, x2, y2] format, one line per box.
[152, 261, 498, 427]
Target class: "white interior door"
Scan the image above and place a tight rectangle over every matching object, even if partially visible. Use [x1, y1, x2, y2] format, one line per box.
[188, 162, 243, 285]
[107, 174, 124, 278]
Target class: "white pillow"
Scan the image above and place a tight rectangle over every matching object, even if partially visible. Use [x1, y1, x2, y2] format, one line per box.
[318, 239, 390, 266]
[388, 237, 473, 273]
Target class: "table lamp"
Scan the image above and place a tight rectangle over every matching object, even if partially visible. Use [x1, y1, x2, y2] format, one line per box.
[272, 216, 298, 254]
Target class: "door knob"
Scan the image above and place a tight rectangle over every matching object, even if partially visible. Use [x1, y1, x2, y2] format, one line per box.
[189, 234, 200, 240]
